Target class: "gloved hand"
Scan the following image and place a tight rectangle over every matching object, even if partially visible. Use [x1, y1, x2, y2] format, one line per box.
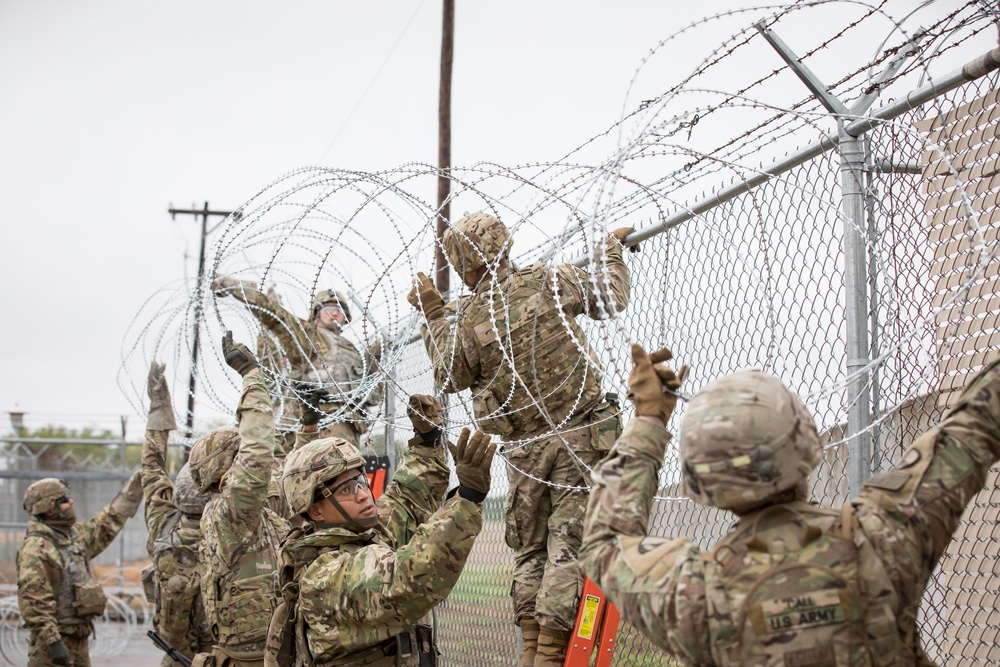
[110, 469, 144, 518]
[146, 362, 178, 431]
[48, 640, 70, 666]
[222, 331, 258, 376]
[365, 338, 383, 364]
[297, 385, 327, 427]
[627, 343, 687, 424]
[610, 227, 640, 253]
[449, 427, 496, 502]
[407, 394, 443, 435]
[407, 272, 445, 321]
[210, 275, 240, 294]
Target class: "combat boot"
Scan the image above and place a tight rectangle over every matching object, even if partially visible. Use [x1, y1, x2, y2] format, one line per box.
[534, 626, 571, 667]
[518, 619, 539, 667]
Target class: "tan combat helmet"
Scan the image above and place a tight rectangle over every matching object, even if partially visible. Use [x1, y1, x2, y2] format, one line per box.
[23, 478, 70, 516]
[311, 289, 352, 323]
[442, 212, 511, 276]
[174, 462, 211, 516]
[188, 426, 241, 493]
[679, 369, 821, 515]
[280, 437, 365, 516]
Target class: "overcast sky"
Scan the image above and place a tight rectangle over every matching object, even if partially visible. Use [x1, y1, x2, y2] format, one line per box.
[0, 1, 767, 437]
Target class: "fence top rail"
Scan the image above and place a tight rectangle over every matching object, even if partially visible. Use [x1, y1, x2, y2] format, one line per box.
[566, 47, 1000, 267]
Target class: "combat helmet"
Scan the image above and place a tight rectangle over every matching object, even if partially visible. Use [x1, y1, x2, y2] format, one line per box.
[23, 478, 69, 516]
[442, 212, 511, 276]
[280, 437, 365, 517]
[188, 426, 241, 493]
[679, 369, 821, 515]
[174, 462, 211, 516]
[311, 289, 352, 323]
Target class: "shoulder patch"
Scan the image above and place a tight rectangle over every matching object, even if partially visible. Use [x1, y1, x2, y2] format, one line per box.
[620, 535, 689, 581]
[862, 470, 911, 492]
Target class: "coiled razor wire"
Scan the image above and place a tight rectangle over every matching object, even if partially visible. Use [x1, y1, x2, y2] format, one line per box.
[113, 1, 1000, 665]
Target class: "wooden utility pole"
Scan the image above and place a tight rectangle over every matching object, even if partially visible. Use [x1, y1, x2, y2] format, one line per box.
[168, 202, 237, 440]
[435, 0, 454, 296]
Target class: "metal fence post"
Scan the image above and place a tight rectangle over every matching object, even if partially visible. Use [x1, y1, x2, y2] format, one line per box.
[839, 120, 873, 497]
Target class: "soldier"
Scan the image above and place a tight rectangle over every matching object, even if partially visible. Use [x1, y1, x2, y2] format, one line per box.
[141, 362, 213, 665]
[265, 394, 496, 667]
[188, 333, 291, 667]
[408, 212, 635, 666]
[212, 278, 382, 446]
[581, 344, 1000, 666]
[17, 470, 143, 666]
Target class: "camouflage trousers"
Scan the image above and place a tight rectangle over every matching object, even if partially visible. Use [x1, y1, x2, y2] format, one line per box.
[504, 423, 603, 631]
[27, 627, 89, 667]
[156, 571, 213, 667]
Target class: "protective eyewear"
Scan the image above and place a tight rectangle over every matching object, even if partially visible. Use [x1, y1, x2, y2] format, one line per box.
[323, 472, 369, 500]
[54, 495, 70, 505]
[320, 304, 343, 314]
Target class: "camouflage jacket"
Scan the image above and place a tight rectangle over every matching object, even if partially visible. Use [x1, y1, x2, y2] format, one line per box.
[227, 283, 382, 412]
[286, 439, 483, 663]
[200, 371, 291, 651]
[141, 428, 181, 551]
[580, 361, 1000, 666]
[422, 239, 630, 439]
[16, 500, 132, 645]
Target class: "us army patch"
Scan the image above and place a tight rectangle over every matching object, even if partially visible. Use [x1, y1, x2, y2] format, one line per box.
[753, 589, 846, 634]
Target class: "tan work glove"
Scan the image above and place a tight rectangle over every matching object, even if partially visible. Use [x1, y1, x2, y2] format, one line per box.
[407, 394, 443, 434]
[627, 343, 687, 424]
[110, 470, 144, 518]
[407, 272, 445, 321]
[210, 275, 239, 294]
[610, 226, 640, 253]
[146, 362, 178, 431]
[449, 427, 496, 502]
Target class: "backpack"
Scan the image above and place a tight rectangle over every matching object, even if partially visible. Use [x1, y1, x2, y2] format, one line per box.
[704, 501, 901, 667]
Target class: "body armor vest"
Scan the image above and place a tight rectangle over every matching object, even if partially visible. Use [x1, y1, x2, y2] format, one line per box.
[704, 501, 903, 667]
[266, 530, 436, 667]
[149, 512, 203, 604]
[466, 264, 602, 438]
[295, 329, 366, 392]
[26, 529, 107, 627]
[202, 507, 289, 653]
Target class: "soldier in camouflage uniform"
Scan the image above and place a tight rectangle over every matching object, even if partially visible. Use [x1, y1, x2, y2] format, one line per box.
[141, 362, 213, 665]
[265, 394, 495, 667]
[409, 212, 635, 666]
[188, 333, 291, 667]
[17, 470, 144, 666]
[212, 278, 382, 446]
[581, 343, 1000, 666]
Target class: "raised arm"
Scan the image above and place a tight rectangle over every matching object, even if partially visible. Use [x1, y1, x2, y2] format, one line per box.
[579, 344, 710, 662]
[556, 228, 633, 320]
[409, 272, 482, 392]
[213, 277, 313, 368]
[141, 361, 179, 543]
[79, 469, 143, 559]
[214, 333, 276, 562]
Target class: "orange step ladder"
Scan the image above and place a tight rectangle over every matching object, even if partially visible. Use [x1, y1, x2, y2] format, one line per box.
[364, 455, 390, 500]
[563, 577, 621, 667]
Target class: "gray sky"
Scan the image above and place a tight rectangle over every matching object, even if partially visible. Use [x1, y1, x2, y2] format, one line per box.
[1, 1, 762, 437]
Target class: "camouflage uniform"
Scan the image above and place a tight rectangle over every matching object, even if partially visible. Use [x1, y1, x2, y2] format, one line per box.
[274, 435, 483, 665]
[142, 429, 213, 666]
[420, 225, 630, 633]
[216, 281, 382, 445]
[17, 473, 143, 667]
[199, 371, 291, 667]
[580, 360, 1000, 666]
